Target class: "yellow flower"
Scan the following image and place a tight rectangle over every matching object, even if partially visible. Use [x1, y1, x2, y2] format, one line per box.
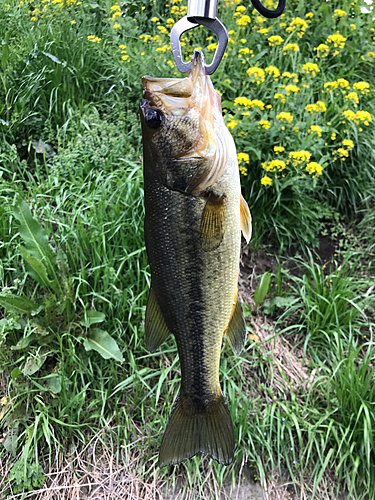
[259, 28, 271, 35]
[285, 85, 300, 95]
[305, 101, 326, 113]
[113, 23, 121, 28]
[259, 120, 271, 129]
[274, 146, 285, 153]
[350, 24, 356, 30]
[236, 5, 246, 11]
[308, 125, 322, 137]
[276, 112, 293, 123]
[71, 20, 76, 24]
[281, 72, 298, 83]
[366, 52, 375, 59]
[337, 78, 349, 88]
[240, 38, 247, 43]
[158, 25, 168, 34]
[268, 35, 284, 46]
[262, 159, 286, 172]
[236, 15, 251, 26]
[289, 150, 312, 164]
[342, 139, 354, 150]
[237, 152, 250, 163]
[355, 110, 372, 126]
[119, 44, 126, 49]
[326, 32, 346, 49]
[353, 82, 370, 94]
[207, 43, 218, 51]
[265, 66, 280, 78]
[110, 4, 120, 11]
[331, 132, 337, 140]
[345, 92, 359, 104]
[239, 166, 248, 176]
[302, 62, 320, 76]
[283, 43, 299, 53]
[87, 35, 101, 43]
[246, 67, 265, 84]
[261, 175, 272, 186]
[306, 162, 323, 176]
[274, 93, 286, 103]
[151, 17, 159, 22]
[122, 54, 129, 61]
[342, 110, 357, 121]
[306, 12, 313, 18]
[333, 9, 347, 18]
[239, 47, 250, 55]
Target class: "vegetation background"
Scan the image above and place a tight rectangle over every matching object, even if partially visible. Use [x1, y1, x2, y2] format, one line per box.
[0, 0, 374, 498]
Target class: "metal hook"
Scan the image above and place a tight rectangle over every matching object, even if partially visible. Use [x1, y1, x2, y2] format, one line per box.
[170, 16, 228, 75]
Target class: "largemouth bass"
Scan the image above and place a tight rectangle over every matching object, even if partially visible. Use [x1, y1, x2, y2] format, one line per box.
[140, 50, 251, 468]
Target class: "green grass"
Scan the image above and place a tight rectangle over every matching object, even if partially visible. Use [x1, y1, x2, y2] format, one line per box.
[1, 0, 375, 498]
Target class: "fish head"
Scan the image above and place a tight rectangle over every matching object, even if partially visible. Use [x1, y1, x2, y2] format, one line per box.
[140, 50, 227, 194]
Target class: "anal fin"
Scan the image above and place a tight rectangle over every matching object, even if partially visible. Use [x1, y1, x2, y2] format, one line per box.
[224, 297, 246, 355]
[145, 287, 172, 353]
[240, 194, 252, 243]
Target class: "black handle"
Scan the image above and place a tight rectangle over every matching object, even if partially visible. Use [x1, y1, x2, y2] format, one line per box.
[250, 0, 286, 18]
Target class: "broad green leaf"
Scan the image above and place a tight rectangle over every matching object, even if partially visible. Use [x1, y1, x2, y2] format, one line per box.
[23, 353, 47, 376]
[254, 272, 271, 306]
[13, 196, 54, 264]
[11, 368, 23, 380]
[0, 294, 39, 315]
[19, 247, 60, 295]
[13, 197, 61, 295]
[84, 328, 124, 362]
[242, 303, 252, 318]
[45, 375, 61, 394]
[11, 334, 36, 351]
[80, 310, 106, 328]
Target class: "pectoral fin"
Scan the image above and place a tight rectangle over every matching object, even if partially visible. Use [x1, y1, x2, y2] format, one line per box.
[240, 194, 252, 243]
[145, 287, 172, 353]
[201, 194, 226, 252]
[224, 297, 247, 355]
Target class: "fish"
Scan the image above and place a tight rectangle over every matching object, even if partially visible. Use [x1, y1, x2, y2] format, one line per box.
[139, 50, 252, 468]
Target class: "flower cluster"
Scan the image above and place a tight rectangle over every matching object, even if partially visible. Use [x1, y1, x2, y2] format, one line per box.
[283, 43, 299, 54]
[342, 110, 372, 126]
[302, 62, 320, 76]
[305, 101, 326, 113]
[246, 67, 265, 84]
[308, 125, 322, 137]
[326, 32, 346, 49]
[306, 162, 323, 176]
[234, 97, 265, 110]
[276, 112, 294, 123]
[265, 66, 280, 79]
[87, 35, 101, 43]
[262, 159, 286, 172]
[237, 152, 249, 176]
[289, 150, 312, 164]
[314, 44, 329, 58]
[268, 35, 284, 46]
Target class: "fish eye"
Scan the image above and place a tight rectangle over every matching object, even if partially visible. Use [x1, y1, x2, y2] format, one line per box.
[145, 109, 164, 129]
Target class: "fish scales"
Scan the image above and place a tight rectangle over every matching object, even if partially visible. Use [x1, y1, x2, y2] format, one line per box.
[140, 50, 252, 467]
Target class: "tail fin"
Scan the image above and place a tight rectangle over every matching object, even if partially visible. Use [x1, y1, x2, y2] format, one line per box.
[158, 392, 235, 468]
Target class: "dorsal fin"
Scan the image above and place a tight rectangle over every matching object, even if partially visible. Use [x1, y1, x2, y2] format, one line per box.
[240, 194, 252, 243]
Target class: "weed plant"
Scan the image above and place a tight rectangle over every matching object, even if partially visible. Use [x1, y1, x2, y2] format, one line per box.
[1, 0, 375, 498]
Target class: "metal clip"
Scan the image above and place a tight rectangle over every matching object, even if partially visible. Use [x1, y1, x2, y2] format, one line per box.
[170, 0, 228, 75]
